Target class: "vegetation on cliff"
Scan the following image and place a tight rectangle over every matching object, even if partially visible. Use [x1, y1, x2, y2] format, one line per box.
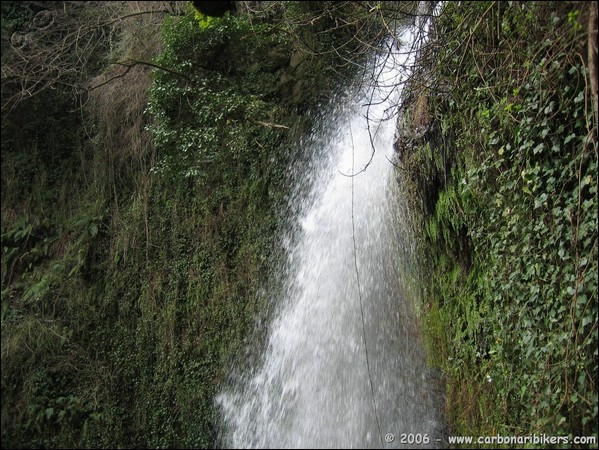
[1, 1, 399, 447]
[399, 1, 597, 445]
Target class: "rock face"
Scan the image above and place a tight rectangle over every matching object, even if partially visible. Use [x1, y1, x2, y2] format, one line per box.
[393, 94, 433, 160]
[192, 1, 236, 17]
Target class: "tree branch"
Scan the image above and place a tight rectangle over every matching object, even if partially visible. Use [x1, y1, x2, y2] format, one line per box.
[89, 59, 193, 91]
[252, 120, 289, 129]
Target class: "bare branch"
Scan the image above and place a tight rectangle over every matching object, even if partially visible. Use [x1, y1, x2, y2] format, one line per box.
[1, 2, 177, 116]
[253, 120, 290, 129]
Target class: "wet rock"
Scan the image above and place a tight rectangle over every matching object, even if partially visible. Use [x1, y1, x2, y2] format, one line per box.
[268, 49, 290, 71]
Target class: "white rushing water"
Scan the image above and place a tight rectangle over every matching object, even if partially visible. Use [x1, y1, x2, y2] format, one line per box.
[217, 19, 444, 449]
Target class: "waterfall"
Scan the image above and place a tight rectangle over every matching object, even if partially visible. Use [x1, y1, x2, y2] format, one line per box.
[217, 16, 444, 449]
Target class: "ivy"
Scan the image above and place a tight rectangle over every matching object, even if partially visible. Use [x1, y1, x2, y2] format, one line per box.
[405, 1, 598, 442]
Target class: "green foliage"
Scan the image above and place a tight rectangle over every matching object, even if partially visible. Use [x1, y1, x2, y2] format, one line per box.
[191, 2, 215, 30]
[118, 16, 298, 444]
[147, 13, 287, 181]
[2, 1, 365, 448]
[404, 0, 598, 443]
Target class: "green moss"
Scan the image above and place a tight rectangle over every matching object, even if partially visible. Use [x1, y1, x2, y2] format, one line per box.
[1, 2, 383, 448]
[402, 1, 598, 444]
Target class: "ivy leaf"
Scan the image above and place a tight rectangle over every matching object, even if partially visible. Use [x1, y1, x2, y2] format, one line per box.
[533, 143, 545, 154]
[582, 315, 594, 327]
[534, 193, 547, 209]
[564, 133, 576, 144]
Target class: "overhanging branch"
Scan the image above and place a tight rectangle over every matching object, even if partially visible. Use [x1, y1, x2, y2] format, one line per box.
[89, 59, 193, 91]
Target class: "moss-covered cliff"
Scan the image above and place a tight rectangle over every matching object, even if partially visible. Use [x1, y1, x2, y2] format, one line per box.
[400, 1, 597, 445]
[1, 1, 385, 447]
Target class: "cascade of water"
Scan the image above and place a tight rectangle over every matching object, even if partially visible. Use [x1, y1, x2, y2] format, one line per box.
[217, 16, 444, 450]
